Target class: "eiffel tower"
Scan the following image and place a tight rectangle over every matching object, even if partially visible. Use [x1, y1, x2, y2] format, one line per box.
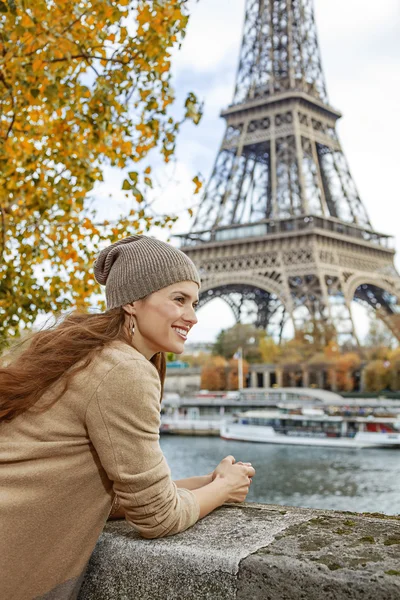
[177, 0, 400, 344]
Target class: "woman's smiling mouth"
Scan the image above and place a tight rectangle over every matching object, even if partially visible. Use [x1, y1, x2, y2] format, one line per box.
[172, 327, 188, 340]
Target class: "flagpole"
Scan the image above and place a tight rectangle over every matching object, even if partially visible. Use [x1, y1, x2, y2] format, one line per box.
[238, 346, 243, 390]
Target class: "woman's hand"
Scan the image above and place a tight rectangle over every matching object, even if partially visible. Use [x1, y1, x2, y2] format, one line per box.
[211, 455, 255, 503]
[211, 455, 254, 482]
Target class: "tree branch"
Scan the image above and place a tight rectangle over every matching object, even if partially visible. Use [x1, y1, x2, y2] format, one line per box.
[0, 205, 6, 259]
[45, 53, 131, 66]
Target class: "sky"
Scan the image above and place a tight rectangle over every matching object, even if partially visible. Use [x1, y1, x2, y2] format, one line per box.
[79, 0, 400, 344]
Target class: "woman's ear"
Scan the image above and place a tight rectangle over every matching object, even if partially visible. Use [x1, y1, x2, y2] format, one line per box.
[122, 302, 136, 316]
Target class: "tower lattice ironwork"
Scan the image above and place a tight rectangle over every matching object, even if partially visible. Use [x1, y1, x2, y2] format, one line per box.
[177, 0, 400, 344]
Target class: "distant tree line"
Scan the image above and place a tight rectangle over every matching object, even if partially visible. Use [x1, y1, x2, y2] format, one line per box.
[175, 316, 400, 393]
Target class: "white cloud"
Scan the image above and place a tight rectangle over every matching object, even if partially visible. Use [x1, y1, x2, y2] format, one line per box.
[171, 0, 245, 73]
[316, 0, 400, 42]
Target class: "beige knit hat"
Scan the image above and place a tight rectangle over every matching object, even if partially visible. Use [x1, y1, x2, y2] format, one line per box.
[94, 235, 201, 310]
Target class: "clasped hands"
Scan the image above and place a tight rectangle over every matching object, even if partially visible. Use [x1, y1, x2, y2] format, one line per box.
[210, 454, 255, 485]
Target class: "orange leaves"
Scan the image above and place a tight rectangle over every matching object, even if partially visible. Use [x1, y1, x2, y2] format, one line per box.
[140, 89, 152, 101]
[0, 0, 203, 345]
[32, 57, 44, 73]
[192, 174, 203, 195]
[137, 5, 152, 27]
[19, 13, 34, 29]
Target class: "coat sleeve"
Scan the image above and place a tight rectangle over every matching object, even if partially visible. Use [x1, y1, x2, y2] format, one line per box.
[85, 357, 200, 539]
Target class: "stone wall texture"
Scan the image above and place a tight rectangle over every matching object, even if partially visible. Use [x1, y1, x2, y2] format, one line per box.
[79, 503, 400, 600]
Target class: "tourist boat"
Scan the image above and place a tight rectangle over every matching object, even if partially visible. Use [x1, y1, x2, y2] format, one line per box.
[220, 407, 400, 448]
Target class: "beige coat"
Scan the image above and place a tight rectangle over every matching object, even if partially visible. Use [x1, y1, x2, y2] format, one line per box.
[0, 341, 199, 599]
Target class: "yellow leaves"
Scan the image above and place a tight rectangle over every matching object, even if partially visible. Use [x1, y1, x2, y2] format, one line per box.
[19, 13, 34, 29]
[62, 249, 78, 262]
[184, 92, 203, 125]
[0, 0, 201, 344]
[32, 57, 43, 73]
[155, 60, 170, 75]
[120, 141, 132, 155]
[137, 5, 152, 27]
[192, 175, 203, 195]
[172, 7, 185, 22]
[119, 26, 128, 43]
[86, 15, 96, 27]
[52, 48, 66, 61]
[140, 89, 151, 101]
[135, 123, 153, 138]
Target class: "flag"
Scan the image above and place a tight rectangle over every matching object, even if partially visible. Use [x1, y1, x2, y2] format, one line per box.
[233, 348, 242, 360]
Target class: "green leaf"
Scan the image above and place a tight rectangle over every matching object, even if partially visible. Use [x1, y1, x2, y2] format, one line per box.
[30, 89, 40, 98]
[0, 2, 8, 12]
[44, 84, 57, 99]
[131, 186, 144, 202]
[122, 179, 132, 190]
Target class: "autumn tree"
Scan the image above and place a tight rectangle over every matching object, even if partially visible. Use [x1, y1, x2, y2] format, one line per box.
[180, 351, 211, 368]
[363, 360, 391, 393]
[0, 0, 202, 346]
[200, 356, 227, 391]
[300, 318, 336, 352]
[278, 329, 318, 364]
[334, 352, 361, 392]
[258, 335, 281, 364]
[212, 323, 263, 362]
[387, 347, 400, 391]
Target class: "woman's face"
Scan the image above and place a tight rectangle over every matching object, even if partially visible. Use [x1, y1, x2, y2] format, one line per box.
[124, 280, 199, 359]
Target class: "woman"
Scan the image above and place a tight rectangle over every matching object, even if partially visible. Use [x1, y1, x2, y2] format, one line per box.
[0, 235, 255, 600]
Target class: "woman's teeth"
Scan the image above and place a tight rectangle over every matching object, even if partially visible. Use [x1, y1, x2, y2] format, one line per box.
[173, 327, 187, 339]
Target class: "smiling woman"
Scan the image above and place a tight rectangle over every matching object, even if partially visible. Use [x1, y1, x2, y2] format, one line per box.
[0, 234, 255, 600]
[122, 282, 200, 359]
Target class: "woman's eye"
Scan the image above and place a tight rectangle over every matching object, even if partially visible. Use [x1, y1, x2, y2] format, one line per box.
[175, 297, 184, 303]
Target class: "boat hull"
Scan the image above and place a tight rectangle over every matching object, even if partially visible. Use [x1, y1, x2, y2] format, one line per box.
[220, 424, 400, 448]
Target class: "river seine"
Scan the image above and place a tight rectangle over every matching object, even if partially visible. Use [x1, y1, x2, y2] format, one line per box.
[160, 436, 400, 515]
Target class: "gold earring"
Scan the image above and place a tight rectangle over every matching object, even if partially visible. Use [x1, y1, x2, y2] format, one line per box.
[129, 314, 135, 336]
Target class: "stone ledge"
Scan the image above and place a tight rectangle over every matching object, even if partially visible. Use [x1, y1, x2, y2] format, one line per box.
[79, 503, 400, 600]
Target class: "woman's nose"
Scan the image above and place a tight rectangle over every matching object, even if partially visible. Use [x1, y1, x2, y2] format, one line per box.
[185, 307, 198, 325]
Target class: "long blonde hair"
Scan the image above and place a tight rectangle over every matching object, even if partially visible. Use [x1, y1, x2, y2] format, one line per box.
[0, 308, 166, 423]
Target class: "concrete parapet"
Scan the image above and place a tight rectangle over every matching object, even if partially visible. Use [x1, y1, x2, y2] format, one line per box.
[79, 503, 400, 599]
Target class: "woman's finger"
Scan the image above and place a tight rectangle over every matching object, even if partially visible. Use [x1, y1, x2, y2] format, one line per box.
[225, 455, 235, 463]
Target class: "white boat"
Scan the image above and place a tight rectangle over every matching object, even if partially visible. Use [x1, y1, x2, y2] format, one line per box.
[220, 408, 400, 448]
